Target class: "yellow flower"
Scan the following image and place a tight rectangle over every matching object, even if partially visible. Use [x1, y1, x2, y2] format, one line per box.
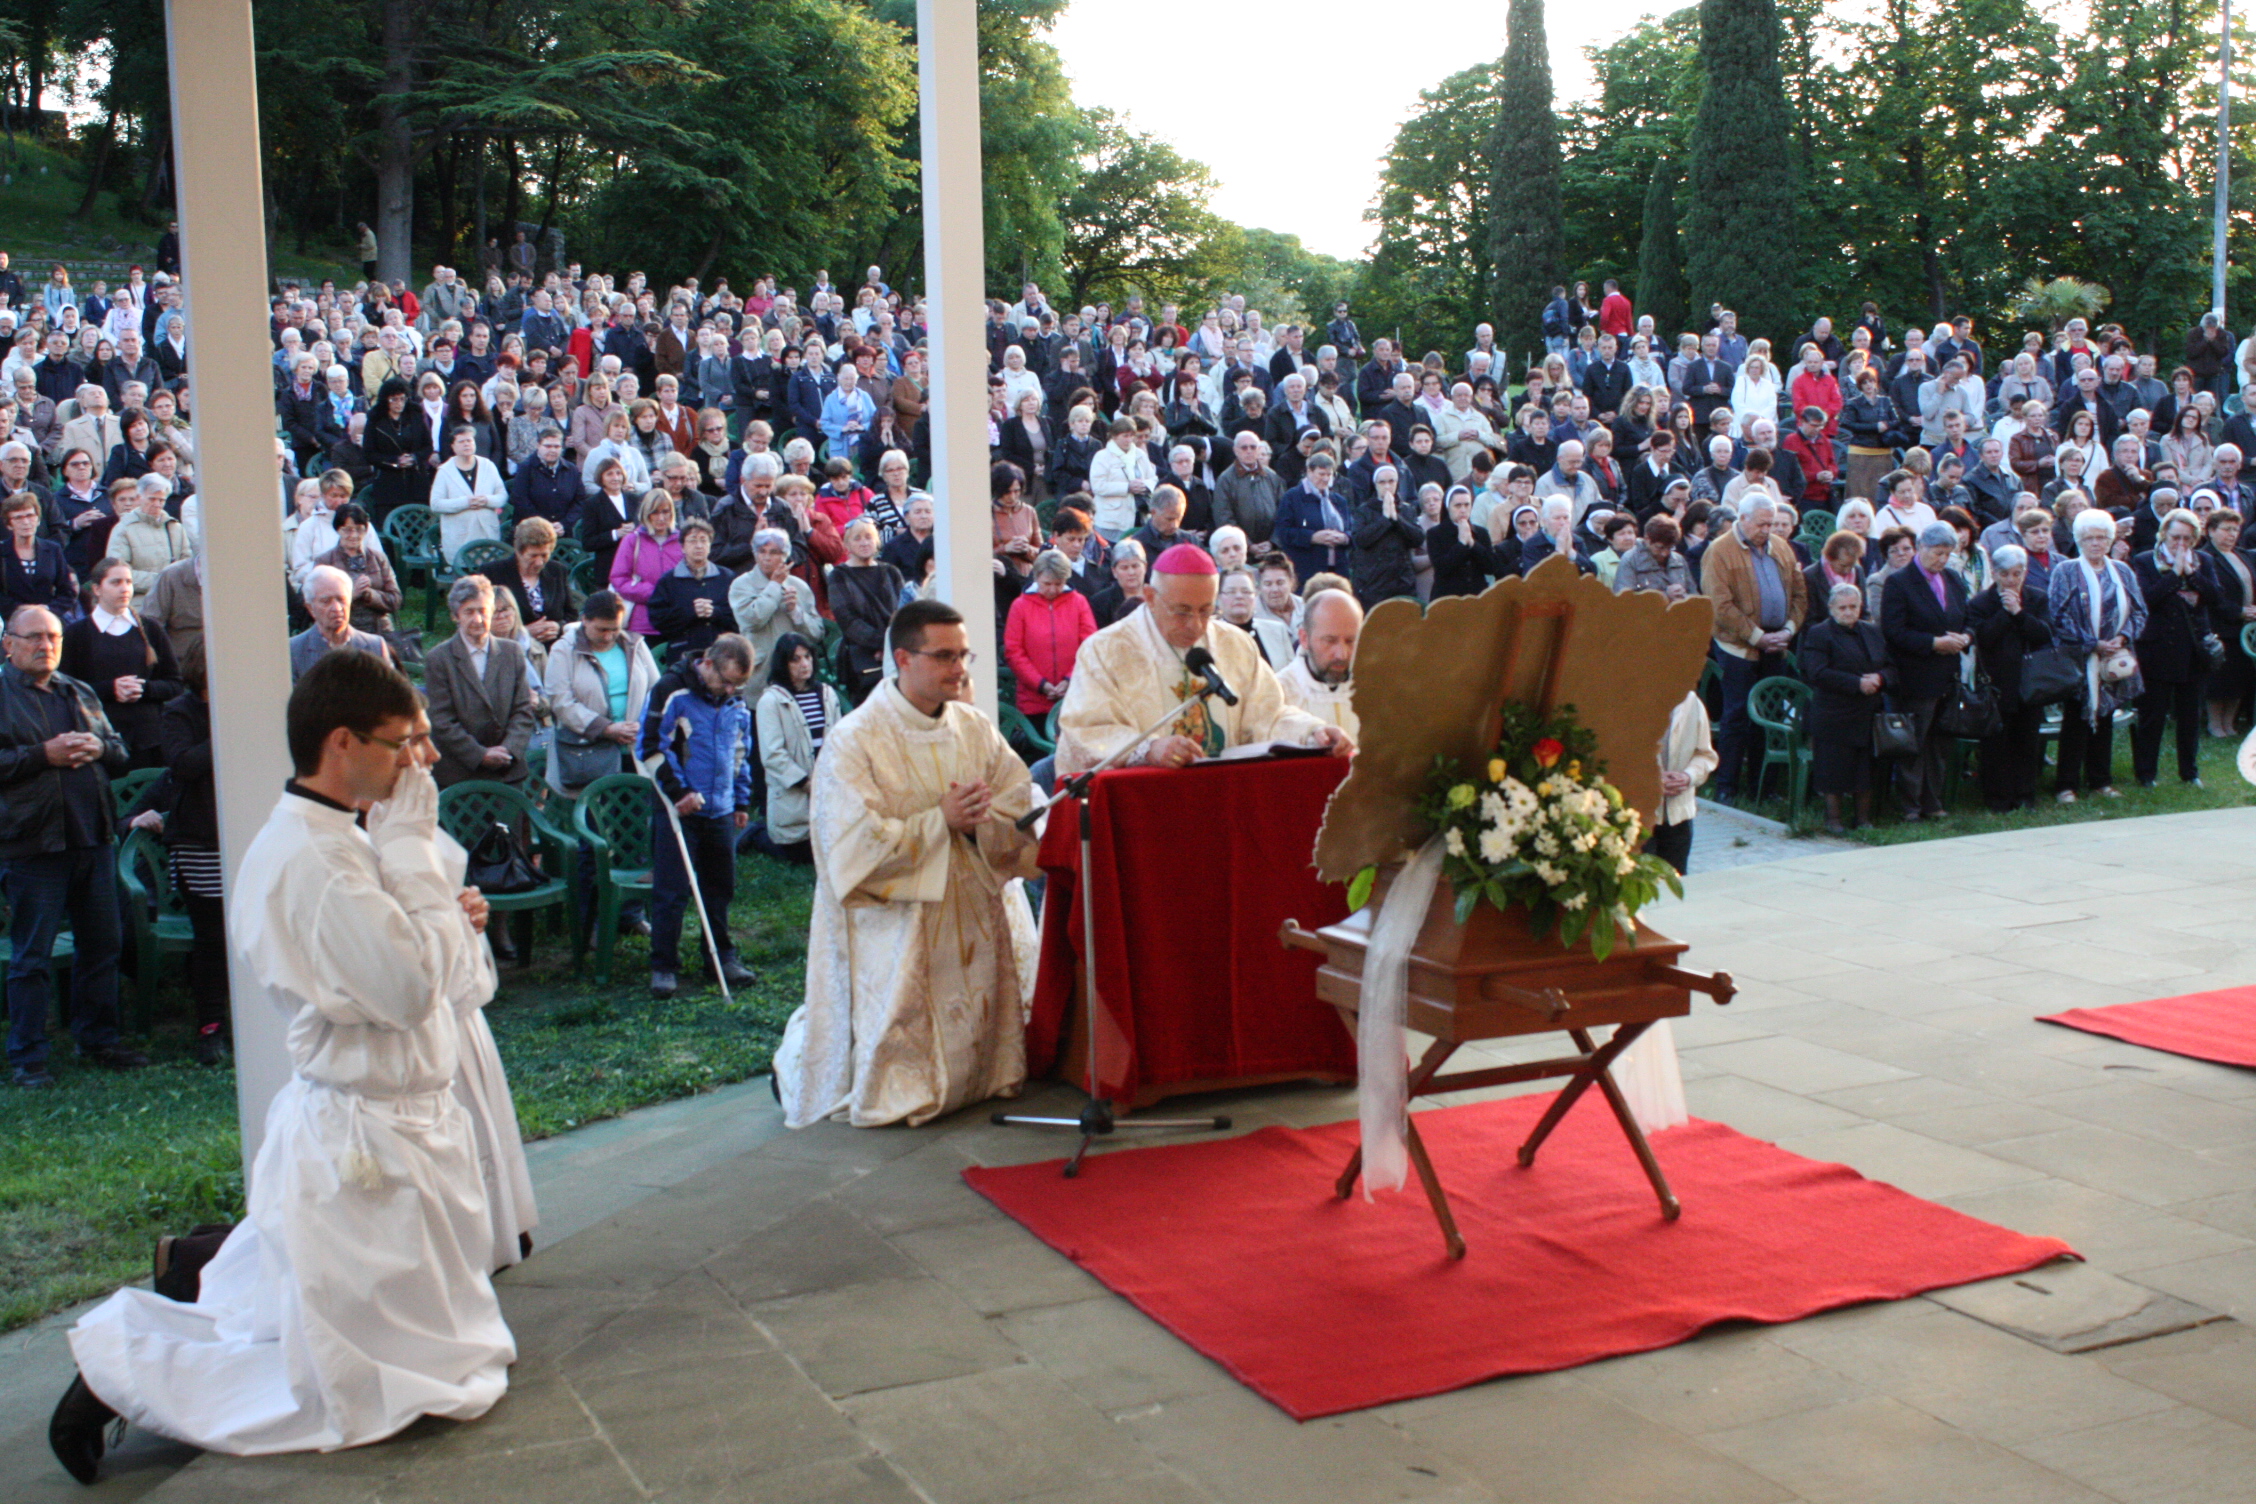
[1567, 760, 1582, 782]
[1487, 757, 1508, 784]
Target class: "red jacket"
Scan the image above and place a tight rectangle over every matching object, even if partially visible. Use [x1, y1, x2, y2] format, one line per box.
[1790, 370, 1845, 437]
[1599, 292, 1633, 338]
[1782, 430, 1837, 504]
[1004, 587, 1099, 716]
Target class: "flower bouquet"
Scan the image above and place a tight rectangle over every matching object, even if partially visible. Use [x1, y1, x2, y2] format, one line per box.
[1344, 703, 1682, 960]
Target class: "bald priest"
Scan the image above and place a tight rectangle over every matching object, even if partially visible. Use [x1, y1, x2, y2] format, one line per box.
[1055, 543, 1353, 775]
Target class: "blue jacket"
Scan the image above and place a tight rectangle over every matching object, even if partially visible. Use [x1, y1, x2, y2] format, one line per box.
[637, 654, 753, 817]
[819, 388, 876, 456]
[788, 367, 833, 440]
[1272, 482, 1354, 587]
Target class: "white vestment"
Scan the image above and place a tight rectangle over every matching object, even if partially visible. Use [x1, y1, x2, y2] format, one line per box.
[437, 832, 537, 1270]
[69, 782, 515, 1455]
[1276, 655, 1360, 743]
[775, 683, 1043, 1128]
[1053, 605, 1329, 775]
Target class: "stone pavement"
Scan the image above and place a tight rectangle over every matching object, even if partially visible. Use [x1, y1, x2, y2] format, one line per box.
[14, 806, 2256, 1503]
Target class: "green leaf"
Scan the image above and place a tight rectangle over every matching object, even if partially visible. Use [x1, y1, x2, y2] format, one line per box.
[1454, 885, 1481, 927]
[1345, 865, 1377, 912]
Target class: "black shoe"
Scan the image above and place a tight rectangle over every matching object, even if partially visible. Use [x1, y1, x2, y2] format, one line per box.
[489, 933, 519, 964]
[649, 970, 677, 1000]
[190, 1025, 229, 1067]
[84, 1045, 149, 1072]
[518, 1230, 534, 1261]
[717, 954, 756, 988]
[13, 1065, 55, 1089]
[49, 1373, 116, 1485]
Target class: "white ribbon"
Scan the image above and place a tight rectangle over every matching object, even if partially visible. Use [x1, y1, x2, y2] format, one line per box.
[1356, 836, 1448, 1199]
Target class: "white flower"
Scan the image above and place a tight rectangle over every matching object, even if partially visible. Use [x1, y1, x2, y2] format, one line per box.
[1478, 825, 1513, 864]
[1615, 855, 1636, 876]
[1561, 892, 1588, 911]
[1445, 828, 1466, 858]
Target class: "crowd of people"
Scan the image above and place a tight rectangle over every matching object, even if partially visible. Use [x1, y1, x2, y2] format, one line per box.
[9, 244, 2256, 1086]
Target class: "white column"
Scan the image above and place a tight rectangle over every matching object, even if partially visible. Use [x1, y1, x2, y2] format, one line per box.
[917, 0, 996, 721]
[165, 0, 297, 1170]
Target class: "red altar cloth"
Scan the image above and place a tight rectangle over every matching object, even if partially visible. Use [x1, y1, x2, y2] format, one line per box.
[1026, 755, 1358, 1105]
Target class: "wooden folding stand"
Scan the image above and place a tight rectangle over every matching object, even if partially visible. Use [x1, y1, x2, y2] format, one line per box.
[1281, 898, 1735, 1259]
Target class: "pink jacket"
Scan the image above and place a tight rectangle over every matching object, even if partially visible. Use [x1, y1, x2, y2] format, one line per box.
[608, 527, 685, 637]
[1004, 587, 1099, 716]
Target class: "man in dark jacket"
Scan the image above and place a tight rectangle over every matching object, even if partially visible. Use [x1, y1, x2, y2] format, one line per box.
[1680, 334, 1735, 429]
[31, 332, 83, 408]
[509, 428, 589, 531]
[1580, 333, 1632, 423]
[1, 605, 143, 1086]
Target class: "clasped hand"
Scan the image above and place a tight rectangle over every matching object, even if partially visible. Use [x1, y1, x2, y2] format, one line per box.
[942, 778, 993, 832]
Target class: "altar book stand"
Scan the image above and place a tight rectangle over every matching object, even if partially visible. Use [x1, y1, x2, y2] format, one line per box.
[1281, 903, 1734, 1259]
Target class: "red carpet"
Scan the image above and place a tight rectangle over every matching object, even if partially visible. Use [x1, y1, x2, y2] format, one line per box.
[2041, 986, 2256, 1068]
[964, 1094, 2075, 1419]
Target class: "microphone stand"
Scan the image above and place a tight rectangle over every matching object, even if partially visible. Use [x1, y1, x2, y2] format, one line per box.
[992, 685, 1233, 1176]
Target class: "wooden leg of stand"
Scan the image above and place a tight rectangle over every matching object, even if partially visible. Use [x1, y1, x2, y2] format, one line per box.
[1588, 1055, 1682, 1220]
[1517, 1024, 1645, 1167]
[1336, 1039, 1458, 1200]
[1402, 1116, 1466, 1259]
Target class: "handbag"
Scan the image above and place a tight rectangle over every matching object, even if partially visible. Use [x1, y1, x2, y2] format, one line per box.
[463, 820, 542, 895]
[1936, 679, 2003, 739]
[1872, 711, 1920, 759]
[552, 726, 626, 788]
[2018, 647, 2083, 706]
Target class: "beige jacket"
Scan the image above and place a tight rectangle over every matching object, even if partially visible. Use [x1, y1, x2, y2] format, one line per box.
[1657, 692, 1718, 828]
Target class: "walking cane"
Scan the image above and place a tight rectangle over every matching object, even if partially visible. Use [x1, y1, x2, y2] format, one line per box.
[640, 744, 733, 1003]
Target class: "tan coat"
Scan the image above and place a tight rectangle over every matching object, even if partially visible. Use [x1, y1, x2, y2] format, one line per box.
[1699, 523, 1808, 659]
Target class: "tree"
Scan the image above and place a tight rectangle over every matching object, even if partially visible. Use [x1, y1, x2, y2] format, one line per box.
[1635, 159, 1689, 339]
[1056, 108, 1224, 308]
[1683, 0, 1798, 344]
[1488, 0, 1565, 359]
[1558, 7, 1700, 295]
[1363, 60, 1501, 366]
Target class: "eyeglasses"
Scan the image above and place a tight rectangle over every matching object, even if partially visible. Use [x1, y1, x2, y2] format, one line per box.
[905, 648, 977, 668]
[351, 728, 435, 753]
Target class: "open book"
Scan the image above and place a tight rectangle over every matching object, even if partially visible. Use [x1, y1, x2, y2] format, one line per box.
[1209, 740, 1331, 764]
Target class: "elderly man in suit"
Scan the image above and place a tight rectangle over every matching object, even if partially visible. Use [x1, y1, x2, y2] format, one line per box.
[422, 574, 537, 788]
[60, 384, 123, 472]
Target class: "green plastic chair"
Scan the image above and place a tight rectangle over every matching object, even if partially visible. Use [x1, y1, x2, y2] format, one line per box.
[1798, 508, 1837, 543]
[436, 779, 581, 964]
[110, 767, 163, 822]
[452, 538, 513, 581]
[2241, 622, 2256, 661]
[116, 828, 194, 1028]
[1045, 703, 1064, 748]
[571, 774, 658, 983]
[382, 505, 446, 628]
[997, 704, 1051, 762]
[1745, 676, 1814, 819]
[552, 537, 589, 573]
[571, 555, 606, 598]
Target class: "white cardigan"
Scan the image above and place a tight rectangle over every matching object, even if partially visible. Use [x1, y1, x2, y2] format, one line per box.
[428, 456, 506, 558]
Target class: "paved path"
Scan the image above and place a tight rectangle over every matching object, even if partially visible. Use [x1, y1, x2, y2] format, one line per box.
[13, 807, 2256, 1503]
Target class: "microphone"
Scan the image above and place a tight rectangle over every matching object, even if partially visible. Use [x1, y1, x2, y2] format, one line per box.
[1184, 645, 1238, 706]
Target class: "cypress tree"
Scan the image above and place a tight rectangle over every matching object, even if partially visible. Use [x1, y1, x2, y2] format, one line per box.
[1635, 158, 1690, 341]
[1683, 0, 1798, 344]
[1488, 0, 1565, 365]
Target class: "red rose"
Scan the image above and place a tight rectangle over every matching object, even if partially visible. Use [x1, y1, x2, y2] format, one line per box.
[1532, 738, 1565, 768]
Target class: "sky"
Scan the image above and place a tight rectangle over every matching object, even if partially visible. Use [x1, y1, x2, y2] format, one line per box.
[1047, 0, 1682, 262]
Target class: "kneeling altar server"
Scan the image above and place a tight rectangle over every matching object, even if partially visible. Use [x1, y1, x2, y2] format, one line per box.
[52, 651, 514, 1481]
[776, 598, 1043, 1128]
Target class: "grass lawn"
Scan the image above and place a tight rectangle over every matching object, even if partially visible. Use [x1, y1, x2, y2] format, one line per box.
[0, 849, 812, 1333]
[1721, 717, 2254, 845]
